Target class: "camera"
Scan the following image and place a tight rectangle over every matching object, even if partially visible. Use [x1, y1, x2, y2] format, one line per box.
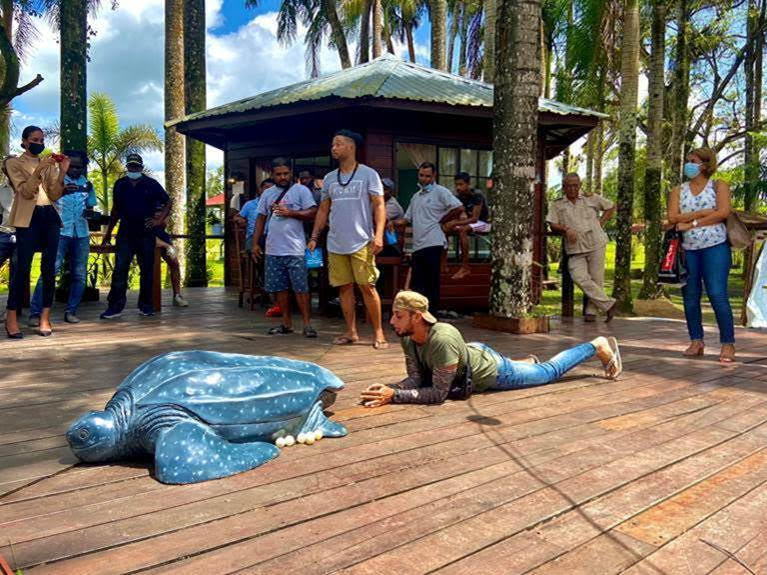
[83, 208, 109, 232]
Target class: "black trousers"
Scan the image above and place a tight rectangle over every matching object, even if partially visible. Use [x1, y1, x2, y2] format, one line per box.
[7, 205, 61, 311]
[106, 233, 156, 313]
[410, 245, 443, 314]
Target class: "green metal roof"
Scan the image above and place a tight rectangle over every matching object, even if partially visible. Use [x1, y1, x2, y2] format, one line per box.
[171, 53, 608, 127]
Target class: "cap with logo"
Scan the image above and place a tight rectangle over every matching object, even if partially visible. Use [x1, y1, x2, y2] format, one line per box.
[125, 153, 144, 167]
[393, 290, 437, 324]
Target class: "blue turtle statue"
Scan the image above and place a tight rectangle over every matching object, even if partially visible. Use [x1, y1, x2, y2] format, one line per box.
[66, 351, 348, 484]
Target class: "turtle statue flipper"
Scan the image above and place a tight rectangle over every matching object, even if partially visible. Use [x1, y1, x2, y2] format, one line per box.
[154, 421, 280, 484]
[297, 400, 348, 438]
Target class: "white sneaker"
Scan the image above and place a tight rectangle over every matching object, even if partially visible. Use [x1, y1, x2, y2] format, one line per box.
[173, 294, 189, 307]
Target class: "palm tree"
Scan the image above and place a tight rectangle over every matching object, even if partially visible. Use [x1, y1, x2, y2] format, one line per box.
[184, 0, 207, 287]
[87, 92, 163, 212]
[483, 0, 495, 81]
[389, 0, 422, 63]
[0, 1, 44, 155]
[667, 0, 689, 186]
[372, 0, 384, 57]
[611, 0, 639, 312]
[429, 0, 447, 70]
[165, 0, 185, 276]
[490, 0, 541, 318]
[58, 0, 88, 151]
[639, 0, 666, 300]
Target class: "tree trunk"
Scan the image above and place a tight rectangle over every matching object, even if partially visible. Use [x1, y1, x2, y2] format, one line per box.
[325, 0, 352, 69]
[359, 0, 370, 64]
[744, 0, 760, 212]
[372, 0, 383, 58]
[490, 0, 541, 318]
[484, 0, 496, 81]
[458, 6, 469, 75]
[60, 0, 88, 151]
[184, 0, 207, 287]
[430, 0, 447, 70]
[639, 0, 666, 300]
[584, 131, 594, 195]
[611, 0, 639, 312]
[406, 23, 416, 63]
[0, 0, 13, 156]
[166, 0, 186, 281]
[447, 3, 459, 72]
[668, 0, 690, 186]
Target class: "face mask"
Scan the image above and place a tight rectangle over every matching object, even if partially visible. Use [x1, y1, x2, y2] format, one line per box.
[683, 162, 701, 179]
[419, 182, 433, 192]
[27, 142, 45, 156]
[126, 171, 142, 180]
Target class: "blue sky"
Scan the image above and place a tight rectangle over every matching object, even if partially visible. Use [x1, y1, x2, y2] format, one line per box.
[11, 0, 432, 184]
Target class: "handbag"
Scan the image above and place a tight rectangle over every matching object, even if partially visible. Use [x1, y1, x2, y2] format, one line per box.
[726, 211, 751, 250]
[305, 247, 324, 269]
[658, 229, 688, 286]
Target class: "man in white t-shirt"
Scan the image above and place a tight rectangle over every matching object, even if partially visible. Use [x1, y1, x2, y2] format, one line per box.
[308, 129, 388, 349]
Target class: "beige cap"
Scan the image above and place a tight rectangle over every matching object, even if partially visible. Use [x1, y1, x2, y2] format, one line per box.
[393, 290, 437, 324]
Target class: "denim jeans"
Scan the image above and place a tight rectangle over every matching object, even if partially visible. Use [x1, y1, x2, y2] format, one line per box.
[106, 233, 155, 313]
[682, 241, 734, 344]
[468, 341, 597, 389]
[30, 235, 90, 316]
[7, 206, 61, 311]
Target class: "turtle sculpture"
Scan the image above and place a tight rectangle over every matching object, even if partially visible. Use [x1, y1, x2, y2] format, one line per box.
[66, 350, 348, 484]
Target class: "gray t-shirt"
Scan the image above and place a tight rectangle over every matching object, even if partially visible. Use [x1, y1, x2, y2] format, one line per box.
[257, 183, 316, 257]
[321, 164, 383, 255]
[404, 183, 463, 252]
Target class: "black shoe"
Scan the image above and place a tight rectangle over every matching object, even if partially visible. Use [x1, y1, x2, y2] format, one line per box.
[268, 325, 294, 335]
[28, 315, 40, 328]
[303, 325, 318, 338]
[39, 329, 52, 337]
[5, 325, 23, 339]
[64, 312, 80, 324]
[605, 302, 618, 323]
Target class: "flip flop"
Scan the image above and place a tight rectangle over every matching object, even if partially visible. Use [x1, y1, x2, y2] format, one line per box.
[373, 340, 389, 350]
[604, 337, 622, 380]
[332, 335, 359, 345]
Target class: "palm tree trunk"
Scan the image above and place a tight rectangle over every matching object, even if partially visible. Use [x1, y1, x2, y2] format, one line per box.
[490, 0, 541, 318]
[447, 3, 459, 72]
[60, 0, 88, 151]
[386, 33, 395, 53]
[324, 0, 352, 68]
[406, 23, 416, 62]
[611, 0, 640, 312]
[744, 0, 761, 212]
[639, 0, 667, 300]
[166, 0, 186, 280]
[372, 0, 383, 58]
[0, 0, 12, 155]
[430, 0, 447, 70]
[184, 0, 207, 287]
[668, 0, 690, 186]
[484, 0, 496, 81]
[359, 0, 370, 63]
[584, 131, 594, 195]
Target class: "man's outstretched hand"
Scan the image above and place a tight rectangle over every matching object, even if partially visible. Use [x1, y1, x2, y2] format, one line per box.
[360, 383, 394, 408]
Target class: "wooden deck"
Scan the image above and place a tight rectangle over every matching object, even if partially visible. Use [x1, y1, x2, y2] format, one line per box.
[2, 288, 767, 575]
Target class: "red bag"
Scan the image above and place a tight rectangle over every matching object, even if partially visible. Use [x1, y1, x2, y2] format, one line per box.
[658, 230, 687, 285]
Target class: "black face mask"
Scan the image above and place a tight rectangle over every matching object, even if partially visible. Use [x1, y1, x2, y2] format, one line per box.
[27, 142, 45, 156]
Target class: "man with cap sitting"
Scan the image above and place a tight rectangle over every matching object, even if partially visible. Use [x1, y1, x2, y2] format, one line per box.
[100, 153, 170, 319]
[359, 291, 622, 407]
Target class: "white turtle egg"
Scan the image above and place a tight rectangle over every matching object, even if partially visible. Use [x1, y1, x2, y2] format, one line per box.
[314, 430, 323, 441]
[304, 435, 315, 445]
[275, 437, 286, 448]
[284, 435, 295, 446]
[297, 433, 306, 444]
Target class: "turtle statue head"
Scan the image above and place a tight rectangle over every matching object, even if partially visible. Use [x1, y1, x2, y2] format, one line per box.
[66, 410, 119, 462]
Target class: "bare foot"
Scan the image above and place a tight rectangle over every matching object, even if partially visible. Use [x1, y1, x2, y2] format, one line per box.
[451, 267, 471, 280]
[332, 334, 359, 345]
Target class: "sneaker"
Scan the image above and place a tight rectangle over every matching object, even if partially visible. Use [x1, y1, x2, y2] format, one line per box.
[138, 308, 155, 317]
[265, 305, 282, 318]
[173, 294, 189, 307]
[64, 312, 80, 324]
[100, 309, 122, 320]
[28, 315, 40, 327]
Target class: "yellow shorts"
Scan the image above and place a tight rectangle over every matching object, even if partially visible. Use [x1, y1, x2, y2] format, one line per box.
[328, 244, 380, 287]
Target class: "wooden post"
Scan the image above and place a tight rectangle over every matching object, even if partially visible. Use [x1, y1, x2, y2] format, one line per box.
[561, 243, 574, 317]
[153, 246, 162, 312]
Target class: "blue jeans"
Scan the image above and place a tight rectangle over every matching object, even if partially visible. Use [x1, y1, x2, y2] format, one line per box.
[30, 235, 90, 316]
[106, 233, 155, 313]
[682, 241, 735, 344]
[468, 341, 597, 389]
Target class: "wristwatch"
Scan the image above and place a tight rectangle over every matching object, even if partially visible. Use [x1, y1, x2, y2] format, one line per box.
[692, 219, 699, 228]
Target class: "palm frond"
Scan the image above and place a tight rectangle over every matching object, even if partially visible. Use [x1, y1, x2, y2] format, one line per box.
[12, 7, 40, 63]
[88, 92, 120, 157]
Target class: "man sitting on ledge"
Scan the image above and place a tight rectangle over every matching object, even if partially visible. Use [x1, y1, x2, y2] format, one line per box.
[360, 291, 622, 407]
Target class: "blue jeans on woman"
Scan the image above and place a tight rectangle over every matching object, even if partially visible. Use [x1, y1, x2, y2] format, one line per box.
[468, 341, 597, 389]
[682, 241, 735, 344]
[29, 235, 90, 317]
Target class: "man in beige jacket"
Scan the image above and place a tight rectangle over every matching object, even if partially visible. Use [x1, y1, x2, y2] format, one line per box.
[547, 173, 617, 323]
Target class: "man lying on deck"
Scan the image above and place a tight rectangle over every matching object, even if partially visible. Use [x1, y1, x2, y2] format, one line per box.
[360, 291, 622, 407]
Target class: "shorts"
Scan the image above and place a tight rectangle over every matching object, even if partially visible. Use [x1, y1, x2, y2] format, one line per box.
[265, 254, 308, 293]
[328, 244, 379, 287]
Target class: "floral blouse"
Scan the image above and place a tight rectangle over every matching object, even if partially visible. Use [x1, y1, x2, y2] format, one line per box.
[679, 179, 727, 251]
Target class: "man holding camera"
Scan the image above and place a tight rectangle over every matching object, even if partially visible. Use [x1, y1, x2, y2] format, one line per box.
[101, 153, 169, 319]
[28, 150, 96, 325]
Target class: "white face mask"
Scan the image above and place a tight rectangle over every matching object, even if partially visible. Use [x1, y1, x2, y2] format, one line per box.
[126, 171, 142, 180]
